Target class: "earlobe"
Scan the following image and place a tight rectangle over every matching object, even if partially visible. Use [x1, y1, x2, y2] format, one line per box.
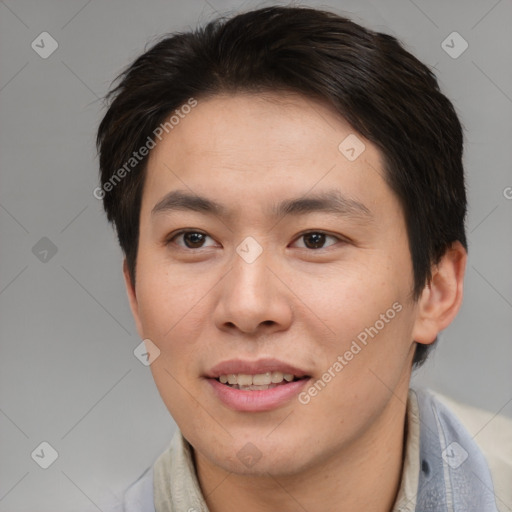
[123, 259, 145, 339]
[412, 241, 467, 345]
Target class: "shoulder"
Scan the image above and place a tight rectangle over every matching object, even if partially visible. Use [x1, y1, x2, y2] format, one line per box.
[123, 465, 155, 511]
[97, 466, 154, 512]
[428, 389, 512, 512]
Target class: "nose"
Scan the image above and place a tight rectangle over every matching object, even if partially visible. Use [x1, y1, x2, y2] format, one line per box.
[213, 245, 293, 336]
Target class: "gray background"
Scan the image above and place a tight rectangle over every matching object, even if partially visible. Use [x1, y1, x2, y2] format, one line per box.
[0, 0, 511, 510]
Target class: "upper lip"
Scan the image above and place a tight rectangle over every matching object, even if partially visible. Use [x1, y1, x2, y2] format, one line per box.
[206, 358, 310, 379]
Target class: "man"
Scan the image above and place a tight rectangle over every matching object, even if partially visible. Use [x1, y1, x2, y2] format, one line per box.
[96, 5, 511, 511]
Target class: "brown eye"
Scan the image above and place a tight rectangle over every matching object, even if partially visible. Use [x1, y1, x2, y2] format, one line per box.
[302, 232, 327, 249]
[167, 230, 216, 249]
[182, 232, 206, 248]
[291, 231, 341, 250]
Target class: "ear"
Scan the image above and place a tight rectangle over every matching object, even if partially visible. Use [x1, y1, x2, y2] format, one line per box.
[412, 241, 467, 345]
[123, 259, 144, 339]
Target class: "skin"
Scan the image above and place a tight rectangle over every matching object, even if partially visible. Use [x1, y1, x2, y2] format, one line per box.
[124, 92, 467, 511]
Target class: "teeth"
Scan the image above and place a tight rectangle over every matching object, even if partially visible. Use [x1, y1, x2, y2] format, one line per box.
[237, 374, 253, 386]
[271, 371, 284, 383]
[253, 372, 272, 385]
[217, 371, 300, 386]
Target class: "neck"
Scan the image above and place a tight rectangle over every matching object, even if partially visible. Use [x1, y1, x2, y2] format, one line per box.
[194, 386, 409, 512]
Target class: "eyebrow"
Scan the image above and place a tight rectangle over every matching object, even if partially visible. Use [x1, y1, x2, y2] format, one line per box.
[151, 189, 372, 220]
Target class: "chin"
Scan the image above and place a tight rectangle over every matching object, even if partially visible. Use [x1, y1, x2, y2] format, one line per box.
[197, 434, 313, 478]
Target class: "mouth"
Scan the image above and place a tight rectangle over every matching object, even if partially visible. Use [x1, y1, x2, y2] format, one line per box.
[205, 359, 311, 412]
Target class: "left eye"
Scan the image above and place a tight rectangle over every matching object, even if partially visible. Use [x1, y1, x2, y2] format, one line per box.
[292, 232, 339, 249]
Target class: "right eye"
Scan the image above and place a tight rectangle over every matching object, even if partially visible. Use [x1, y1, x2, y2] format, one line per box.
[166, 230, 218, 249]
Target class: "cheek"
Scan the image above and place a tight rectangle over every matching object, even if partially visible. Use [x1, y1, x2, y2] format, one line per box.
[136, 264, 209, 421]
[134, 268, 208, 375]
[298, 304, 416, 438]
[289, 259, 416, 404]
[291, 258, 406, 336]
[136, 250, 204, 329]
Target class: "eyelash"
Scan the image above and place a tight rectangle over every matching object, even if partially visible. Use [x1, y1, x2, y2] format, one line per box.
[165, 229, 345, 250]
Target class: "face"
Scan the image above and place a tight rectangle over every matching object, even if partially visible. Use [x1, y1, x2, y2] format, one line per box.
[126, 92, 424, 477]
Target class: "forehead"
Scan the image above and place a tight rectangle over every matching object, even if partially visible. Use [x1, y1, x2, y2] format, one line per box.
[142, 92, 397, 220]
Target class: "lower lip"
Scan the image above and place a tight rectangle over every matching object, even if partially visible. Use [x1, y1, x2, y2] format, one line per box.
[207, 378, 310, 412]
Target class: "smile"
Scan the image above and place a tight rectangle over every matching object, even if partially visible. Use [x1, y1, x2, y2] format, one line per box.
[216, 371, 304, 390]
[206, 359, 311, 412]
